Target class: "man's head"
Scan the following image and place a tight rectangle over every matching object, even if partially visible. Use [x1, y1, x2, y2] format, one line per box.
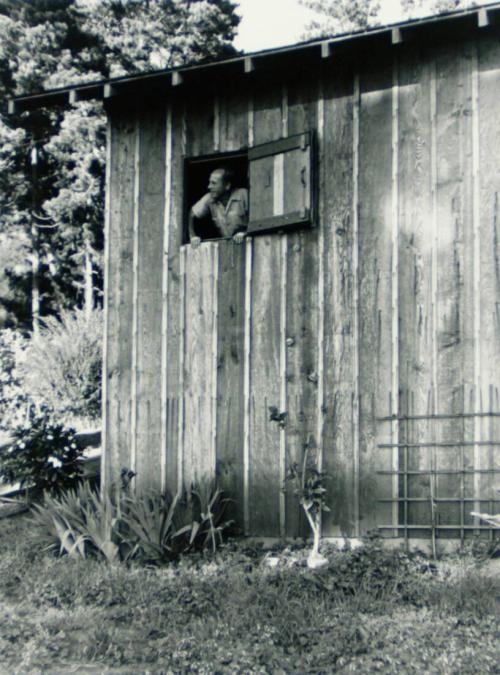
[208, 167, 233, 200]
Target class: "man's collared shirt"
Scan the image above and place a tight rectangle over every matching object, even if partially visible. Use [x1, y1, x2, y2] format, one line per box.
[191, 188, 248, 238]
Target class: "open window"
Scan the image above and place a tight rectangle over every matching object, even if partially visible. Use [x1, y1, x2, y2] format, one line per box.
[183, 151, 248, 244]
[183, 131, 314, 243]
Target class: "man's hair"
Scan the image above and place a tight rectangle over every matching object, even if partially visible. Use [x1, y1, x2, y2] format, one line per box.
[212, 166, 234, 186]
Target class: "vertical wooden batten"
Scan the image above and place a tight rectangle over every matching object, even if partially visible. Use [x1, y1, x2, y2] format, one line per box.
[101, 118, 112, 491]
[243, 238, 253, 535]
[279, 84, 288, 539]
[391, 56, 400, 532]
[316, 81, 325, 478]
[352, 72, 361, 536]
[160, 103, 173, 493]
[129, 119, 141, 483]
[471, 44, 482, 519]
[430, 63, 439, 396]
[213, 93, 220, 152]
[211, 246, 219, 477]
[243, 95, 254, 535]
[177, 245, 186, 491]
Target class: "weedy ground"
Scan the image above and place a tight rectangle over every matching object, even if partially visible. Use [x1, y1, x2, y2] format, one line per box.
[0, 514, 499, 674]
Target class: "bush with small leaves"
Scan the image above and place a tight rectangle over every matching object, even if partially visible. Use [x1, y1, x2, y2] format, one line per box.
[0, 329, 30, 431]
[0, 413, 83, 494]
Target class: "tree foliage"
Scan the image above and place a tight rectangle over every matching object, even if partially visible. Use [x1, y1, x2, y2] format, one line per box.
[400, 0, 477, 18]
[299, 0, 381, 38]
[0, 0, 239, 329]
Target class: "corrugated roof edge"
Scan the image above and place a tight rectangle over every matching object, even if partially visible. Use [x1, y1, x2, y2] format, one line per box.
[7, 1, 500, 114]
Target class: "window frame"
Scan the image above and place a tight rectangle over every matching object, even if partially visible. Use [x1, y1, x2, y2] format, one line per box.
[182, 130, 316, 244]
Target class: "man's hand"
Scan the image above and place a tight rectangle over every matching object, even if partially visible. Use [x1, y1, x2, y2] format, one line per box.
[233, 232, 246, 245]
[190, 236, 201, 248]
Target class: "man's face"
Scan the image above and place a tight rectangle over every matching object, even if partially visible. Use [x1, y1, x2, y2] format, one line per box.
[208, 170, 229, 200]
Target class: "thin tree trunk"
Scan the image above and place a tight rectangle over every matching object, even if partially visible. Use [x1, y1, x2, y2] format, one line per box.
[31, 221, 40, 337]
[83, 246, 94, 317]
[30, 145, 40, 336]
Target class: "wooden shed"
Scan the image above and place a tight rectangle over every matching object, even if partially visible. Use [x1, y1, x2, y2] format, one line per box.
[11, 4, 500, 544]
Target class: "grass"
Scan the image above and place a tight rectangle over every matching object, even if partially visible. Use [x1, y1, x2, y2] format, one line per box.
[0, 514, 499, 673]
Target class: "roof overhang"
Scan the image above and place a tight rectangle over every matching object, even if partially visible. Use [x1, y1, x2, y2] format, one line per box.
[8, 2, 500, 114]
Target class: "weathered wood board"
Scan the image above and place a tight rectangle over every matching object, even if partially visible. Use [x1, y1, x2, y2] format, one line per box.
[105, 112, 137, 485]
[248, 85, 284, 535]
[357, 58, 394, 532]
[134, 105, 167, 492]
[284, 76, 318, 538]
[321, 67, 357, 536]
[397, 47, 434, 534]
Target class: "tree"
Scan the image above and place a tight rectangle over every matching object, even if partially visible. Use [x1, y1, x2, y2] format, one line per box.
[401, 0, 483, 19]
[299, 0, 381, 38]
[0, 0, 240, 330]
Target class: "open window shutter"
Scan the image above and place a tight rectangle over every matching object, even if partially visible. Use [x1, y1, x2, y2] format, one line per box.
[247, 131, 313, 234]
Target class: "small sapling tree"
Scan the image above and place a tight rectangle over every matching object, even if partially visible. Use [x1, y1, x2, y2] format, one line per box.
[285, 439, 330, 569]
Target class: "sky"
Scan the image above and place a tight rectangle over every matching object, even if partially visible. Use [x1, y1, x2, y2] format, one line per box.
[233, 0, 406, 52]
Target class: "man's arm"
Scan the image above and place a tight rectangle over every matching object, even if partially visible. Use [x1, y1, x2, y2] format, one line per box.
[188, 210, 201, 248]
[189, 194, 211, 247]
[232, 187, 249, 244]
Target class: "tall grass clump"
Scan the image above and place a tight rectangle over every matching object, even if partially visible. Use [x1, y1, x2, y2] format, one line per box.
[20, 307, 102, 425]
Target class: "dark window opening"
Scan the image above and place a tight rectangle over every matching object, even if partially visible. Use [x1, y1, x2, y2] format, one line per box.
[183, 152, 248, 245]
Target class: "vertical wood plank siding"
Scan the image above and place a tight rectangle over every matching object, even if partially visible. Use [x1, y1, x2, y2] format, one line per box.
[134, 107, 167, 492]
[215, 85, 248, 526]
[103, 36, 500, 538]
[106, 112, 137, 485]
[248, 84, 284, 535]
[285, 76, 319, 538]
[160, 103, 173, 493]
[478, 37, 500, 521]
[358, 58, 394, 532]
[321, 66, 356, 536]
[435, 45, 471, 534]
[398, 48, 434, 533]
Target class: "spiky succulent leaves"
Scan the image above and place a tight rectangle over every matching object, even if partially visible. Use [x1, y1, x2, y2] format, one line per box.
[174, 480, 233, 553]
[120, 491, 180, 562]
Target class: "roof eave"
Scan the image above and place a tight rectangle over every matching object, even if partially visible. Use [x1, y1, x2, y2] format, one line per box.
[8, 2, 500, 114]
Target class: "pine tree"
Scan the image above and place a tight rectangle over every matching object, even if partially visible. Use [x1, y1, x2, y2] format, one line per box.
[0, 0, 240, 329]
[299, 0, 382, 38]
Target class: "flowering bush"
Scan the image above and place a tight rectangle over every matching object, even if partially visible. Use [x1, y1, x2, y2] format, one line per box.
[0, 414, 84, 494]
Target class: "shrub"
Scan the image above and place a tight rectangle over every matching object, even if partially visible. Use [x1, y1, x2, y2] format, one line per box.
[20, 308, 102, 425]
[0, 329, 30, 431]
[0, 414, 84, 494]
